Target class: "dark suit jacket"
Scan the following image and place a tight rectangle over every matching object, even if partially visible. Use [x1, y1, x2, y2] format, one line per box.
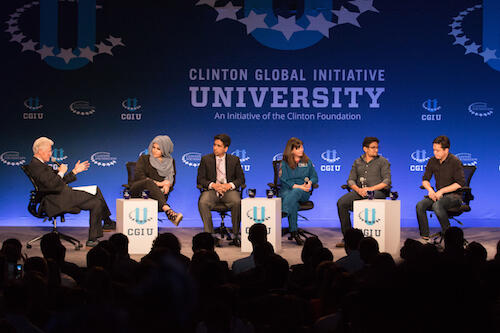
[27, 158, 82, 217]
[197, 153, 245, 190]
[134, 154, 163, 182]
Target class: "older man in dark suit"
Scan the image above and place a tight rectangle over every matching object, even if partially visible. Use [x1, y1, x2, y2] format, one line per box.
[197, 134, 245, 246]
[27, 137, 115, 247]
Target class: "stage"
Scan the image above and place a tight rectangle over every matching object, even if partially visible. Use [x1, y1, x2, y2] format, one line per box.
[1, 226, 498, 267]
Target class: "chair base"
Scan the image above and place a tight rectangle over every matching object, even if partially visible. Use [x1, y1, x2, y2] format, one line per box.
[282, 227, 317, 242]
[214, 221, 233, 241]
[26, 229, 83, 251]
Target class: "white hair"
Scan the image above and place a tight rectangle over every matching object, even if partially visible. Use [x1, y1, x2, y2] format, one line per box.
[32, 137, 54, 154]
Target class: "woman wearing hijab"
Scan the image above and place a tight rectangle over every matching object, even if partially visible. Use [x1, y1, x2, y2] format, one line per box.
[280, 137, 318, 245]
[129, 135, 183, 225]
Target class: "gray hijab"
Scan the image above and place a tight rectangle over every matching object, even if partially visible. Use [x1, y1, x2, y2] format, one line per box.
[148, 135, 174, 183]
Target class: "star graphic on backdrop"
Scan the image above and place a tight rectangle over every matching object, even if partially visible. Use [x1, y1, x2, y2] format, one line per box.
[5, 25, 19, 34]
[464, 42, 480, 55]
[37, 45, 54, 59]
[449, 21, 461, 29]
[306, 13, 336, 37]
[196, 0, 216, 7]
[78, 46, 97, 61]
[24, 3, 33, 8]
[6, 18, 18, 25]
[10, 33, 25, 43]
[480, 48, 497, 62]
[16, 7, 25, 13]
[10, 13, 21, 18]
[459, 10, 469, 16]
[215, 2, 241, 21]
[448, 29, 462, 37]
[107, 35, 125, 47]
[21, 39, 37, 52]
[333, 7, 361, 27]
[351, 0, 379, 13]
[271, 16, 304, 40]
[57, 48, 76, 64]
[96, 42, 113, 55]
[453, 15, 463, 21]
[453, 35, 468, 46]
[239, 10, 267, 34]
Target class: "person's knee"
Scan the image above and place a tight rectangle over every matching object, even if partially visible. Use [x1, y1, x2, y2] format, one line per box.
[416, 200, 428, 211]
[198, 194, 212, 208]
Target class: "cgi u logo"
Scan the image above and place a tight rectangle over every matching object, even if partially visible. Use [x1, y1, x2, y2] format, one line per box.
[411, 150, 429, 163]
[52, 148, 65, 160]
[253, 206, 266, 223]
[321, 149, 340, 163]
[363, 208, 376, 226]
[40, 0, 96, 70]
[135, 208, 148, 225]
[422, 99, 441, 112]
[244, 0, 332, 50]
[484, 1, 500, 71]
[126, 98, 138, 110]
[25, 97, 41, 110]
[123, 98, 141, 111]
[233, 149, 247, 160]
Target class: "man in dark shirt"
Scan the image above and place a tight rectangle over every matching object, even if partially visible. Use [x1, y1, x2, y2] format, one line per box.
[336, 137, 391, 247]
[416, 135, 465, 240]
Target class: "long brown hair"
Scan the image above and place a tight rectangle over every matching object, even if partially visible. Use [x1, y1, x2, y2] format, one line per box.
[283, 137, 309, 169]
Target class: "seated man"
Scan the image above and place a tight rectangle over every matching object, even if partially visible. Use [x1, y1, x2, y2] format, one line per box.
[416, 135, 465, 242]
[336, 137, 391, 247]
[197, 134, 245, 247]
[27, 137, 115, 247]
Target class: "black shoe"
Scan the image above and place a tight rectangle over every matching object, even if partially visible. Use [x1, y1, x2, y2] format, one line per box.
[103, 220, 116, 231]
[86, 240, 99, 247]
[229, 237, 241, 247]
[291, 232, 304, 246]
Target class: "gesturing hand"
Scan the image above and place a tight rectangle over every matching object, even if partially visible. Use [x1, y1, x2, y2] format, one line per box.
[73, 160, 90, 175]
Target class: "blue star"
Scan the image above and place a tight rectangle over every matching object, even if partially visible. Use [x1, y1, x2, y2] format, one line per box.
[453, 35, 468, 46]
[464, 42, 480, 55]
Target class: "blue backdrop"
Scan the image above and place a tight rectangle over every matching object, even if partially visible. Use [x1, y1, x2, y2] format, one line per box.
[1, 0, 499, 227]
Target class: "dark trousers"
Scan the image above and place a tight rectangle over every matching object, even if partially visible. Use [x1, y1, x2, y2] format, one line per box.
[336, 190, 387, 236]
[72, 186, 111, 241]
[129, 178, 167, 211]
[416, 194, 461, 237]
[198, 189, 241, 236]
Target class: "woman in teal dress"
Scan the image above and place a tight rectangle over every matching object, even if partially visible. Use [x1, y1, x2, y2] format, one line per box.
[279, 137, 318, 245]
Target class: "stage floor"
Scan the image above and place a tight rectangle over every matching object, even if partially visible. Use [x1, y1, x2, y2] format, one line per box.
[1, 227, 498, 267]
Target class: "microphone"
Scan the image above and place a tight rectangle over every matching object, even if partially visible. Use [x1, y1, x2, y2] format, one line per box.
[304, 177, 310, 183]
[50, 157, 61, 166]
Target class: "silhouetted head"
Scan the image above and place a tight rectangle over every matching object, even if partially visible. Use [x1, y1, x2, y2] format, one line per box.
[192, 232, 215, 253]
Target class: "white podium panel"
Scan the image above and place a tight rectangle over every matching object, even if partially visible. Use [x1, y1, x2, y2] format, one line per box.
[116, 198, 158, 254]
[353, 199, 400, 254]
[241, 197, 282, 253]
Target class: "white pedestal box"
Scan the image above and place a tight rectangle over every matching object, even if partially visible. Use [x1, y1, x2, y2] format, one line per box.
[353, 199, 401, 254]
[116, 198, 158, 254]
[241, 197, 282, 253]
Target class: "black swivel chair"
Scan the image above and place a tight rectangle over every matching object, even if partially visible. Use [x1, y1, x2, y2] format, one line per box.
[197, 183, 246, 244]
[268, 160, 319, 244]
[21, 166, 83, 250]
[422, 165, 476, 242]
